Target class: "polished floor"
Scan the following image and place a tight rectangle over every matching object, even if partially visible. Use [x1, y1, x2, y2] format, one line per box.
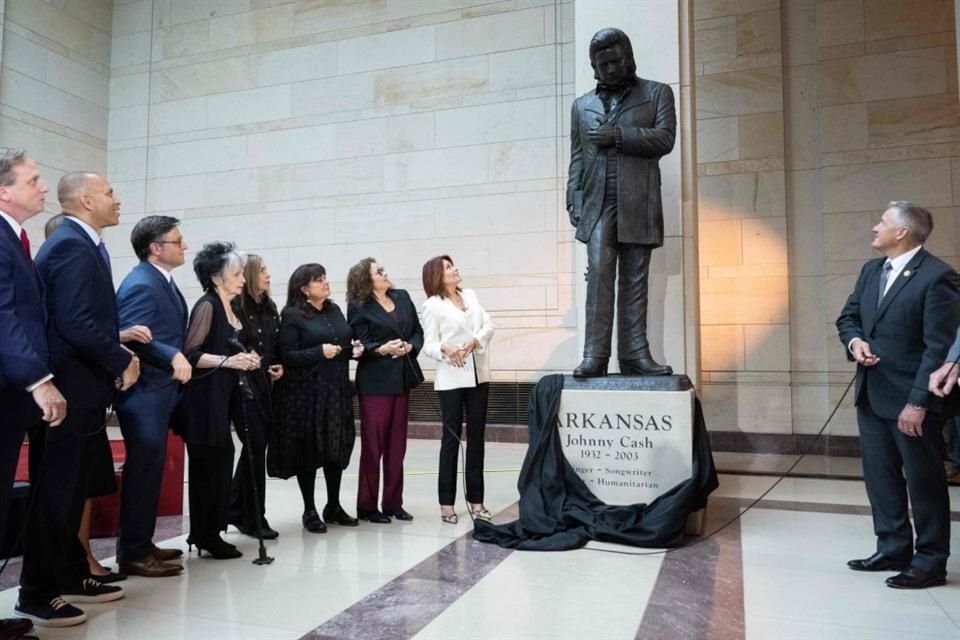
[1, 441, 958, 639]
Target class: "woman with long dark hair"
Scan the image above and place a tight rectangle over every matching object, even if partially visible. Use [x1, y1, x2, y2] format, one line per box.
[271, 264, 362, 533]
[227, 254, 283, 540]
[421, 255, 495, 524]
[347, 258, 423, 523]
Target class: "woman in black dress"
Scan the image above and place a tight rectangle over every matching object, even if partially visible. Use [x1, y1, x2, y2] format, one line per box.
[271, 264, 363, 533]
[179, 242, 262, 559]
[227, 254, 283, 540]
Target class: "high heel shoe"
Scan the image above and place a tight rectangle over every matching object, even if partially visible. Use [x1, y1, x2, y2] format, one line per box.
[440, 510, 458, 525]
[469, 506, 492, 521]
[186, 536, 242, 560]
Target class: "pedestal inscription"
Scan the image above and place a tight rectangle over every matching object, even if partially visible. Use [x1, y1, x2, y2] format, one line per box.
[558, 377, 694, 506]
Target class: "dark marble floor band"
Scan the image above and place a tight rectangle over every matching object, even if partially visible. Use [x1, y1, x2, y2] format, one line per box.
[635, 500, 745, 640]
[0, 514, 185, 590]
[719, 496, 960, 522]
[302, 505, 519, 640]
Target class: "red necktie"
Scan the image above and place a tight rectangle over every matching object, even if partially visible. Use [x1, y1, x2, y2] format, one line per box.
[19, 228, 33, 266]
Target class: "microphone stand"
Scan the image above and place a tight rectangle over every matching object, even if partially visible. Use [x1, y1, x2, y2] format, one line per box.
[229, 337, 275, 566]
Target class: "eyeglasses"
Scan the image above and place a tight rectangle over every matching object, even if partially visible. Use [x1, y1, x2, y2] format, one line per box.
[154, 239, 184, 247]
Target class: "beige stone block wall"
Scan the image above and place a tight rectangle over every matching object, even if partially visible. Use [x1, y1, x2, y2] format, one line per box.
[105, 0, 574, 383]
[0, 0, 112, 249]
[694, 0, 790, 432]
[696, 0, 960, 436]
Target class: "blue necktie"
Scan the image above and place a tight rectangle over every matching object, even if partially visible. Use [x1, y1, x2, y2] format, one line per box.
[170, 277, 185, 316]
[97, 241, 112, 278]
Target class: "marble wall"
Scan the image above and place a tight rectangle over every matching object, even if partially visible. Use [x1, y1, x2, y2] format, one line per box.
[104, 0, 574, 382]
[695, 0, 960, 435]
[0, 0, 113, 240]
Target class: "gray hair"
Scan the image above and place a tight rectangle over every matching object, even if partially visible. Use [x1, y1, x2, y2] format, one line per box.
[0, 147, 28, 187]
[886, 201, 933, 244]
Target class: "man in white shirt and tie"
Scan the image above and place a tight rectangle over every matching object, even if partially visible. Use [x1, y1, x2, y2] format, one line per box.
[836, 201, 960, 589]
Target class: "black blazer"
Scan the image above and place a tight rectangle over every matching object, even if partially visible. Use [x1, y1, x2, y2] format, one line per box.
[35, 217, 131, 409]
[836, 248, 960, 419]
[348, 289, 424, 396]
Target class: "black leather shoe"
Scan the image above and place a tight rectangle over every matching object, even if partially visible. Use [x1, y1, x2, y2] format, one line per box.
[573, 358, 608, 378]
[259, 525, 280, 540]
[302, 509, 327, 533]
[885, 567, 946, 589]
[0, 617, 33, 640]
[186, 537, 241, 560]
[357, 509, 391, 524]
[323, 505, 359, 526]
[232, 519, 280, 540]
[94, 571, 127, 584]
[619, 356, 672, 376]
[386, 508, 414, 521]
[847, 552, 911, 572]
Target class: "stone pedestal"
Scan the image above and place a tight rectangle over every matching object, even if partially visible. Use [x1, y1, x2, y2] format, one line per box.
[558, 375, 695, 506]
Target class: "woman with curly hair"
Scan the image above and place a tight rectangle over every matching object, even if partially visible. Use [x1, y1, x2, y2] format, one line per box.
[347, 258, 423, 523]
[179, 242, 260, 559]
[271, 264, 363, 533]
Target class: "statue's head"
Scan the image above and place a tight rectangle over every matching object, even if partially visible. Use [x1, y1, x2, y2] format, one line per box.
[589, 28, 637, 86]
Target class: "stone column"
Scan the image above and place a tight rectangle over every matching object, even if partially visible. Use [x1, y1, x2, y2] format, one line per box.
[572, 0, 700, 382]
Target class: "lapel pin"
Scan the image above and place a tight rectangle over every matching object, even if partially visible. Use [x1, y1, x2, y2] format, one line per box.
[903, 270, 911, 277]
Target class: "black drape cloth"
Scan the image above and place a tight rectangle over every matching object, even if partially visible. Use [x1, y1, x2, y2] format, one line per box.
[472, 374, 718, 550]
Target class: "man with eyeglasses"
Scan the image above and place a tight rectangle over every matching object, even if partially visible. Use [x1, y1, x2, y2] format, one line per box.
[114, 216, 192, 578]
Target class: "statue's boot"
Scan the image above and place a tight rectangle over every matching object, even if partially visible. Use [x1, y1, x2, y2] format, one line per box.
[619, 354, 672, 376]
[573, 357, 608, 378]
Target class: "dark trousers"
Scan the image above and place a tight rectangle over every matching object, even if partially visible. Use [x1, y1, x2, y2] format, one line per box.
[0, 392, 35, 542]
[116, 385, 179, 563]
[437, 383, 489, 505]
[858, 401, 951, 574]
[228, 393, 268, 529]
[945, 417, 960, 468]
[584, 198, 654, 361]
[20, 408, 104, 604]
[187, 442, 234, 545]
[357, 393, 409, 512]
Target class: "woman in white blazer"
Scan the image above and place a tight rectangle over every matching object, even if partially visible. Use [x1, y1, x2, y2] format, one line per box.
[421, 255, 495, 524]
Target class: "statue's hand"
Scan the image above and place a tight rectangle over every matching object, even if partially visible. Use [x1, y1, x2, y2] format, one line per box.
[587, 124, 616, 148]
[568, 209, 580, 227]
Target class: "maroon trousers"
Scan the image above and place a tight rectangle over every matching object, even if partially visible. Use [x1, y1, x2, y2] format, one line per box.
[357, 393, 409, 512]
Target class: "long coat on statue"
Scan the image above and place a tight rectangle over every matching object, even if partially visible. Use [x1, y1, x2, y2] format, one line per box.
[566, 77, 676, 248]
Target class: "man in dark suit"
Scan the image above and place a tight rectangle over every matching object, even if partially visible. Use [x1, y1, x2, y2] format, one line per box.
[930, 328, 960, 481]
[17, 172, 139, 626]
[115, 215, 192, 577]
[836, 201, 960, 589]
[567, 27, 676, 378]
[0, 148, 65, 638]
